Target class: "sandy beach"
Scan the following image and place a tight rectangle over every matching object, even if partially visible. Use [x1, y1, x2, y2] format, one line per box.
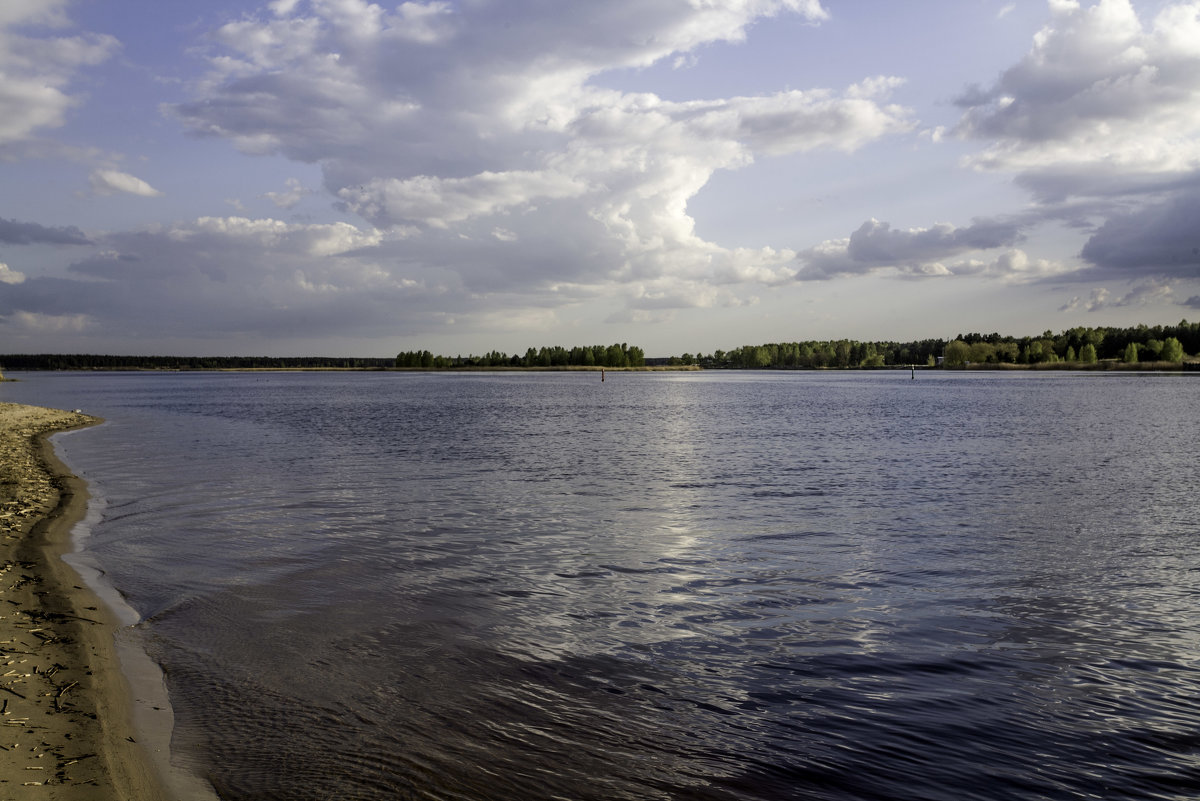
[0, 403, 165, 800]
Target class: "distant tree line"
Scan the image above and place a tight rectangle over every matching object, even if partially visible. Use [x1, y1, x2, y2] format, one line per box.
[677, 340, 938, 369]
[0, 354, 395, 370]
[675, 320, 1198, 369]
[5, 321, 1194, 373]
[396, 343, 646, 369]
[940, 321, 1195, 366]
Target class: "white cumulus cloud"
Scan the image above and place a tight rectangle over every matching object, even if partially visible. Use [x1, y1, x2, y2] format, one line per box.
[0, 262, 26, 284]
[0, 4, 118, 147]
[168, 0, 920, 315]
[950, 0, 1200, 303]
[263, 177, 312, 209]
[339, 170, 589, 229]
[89, 169, 163, 198]
[954, 0, 1200, 190]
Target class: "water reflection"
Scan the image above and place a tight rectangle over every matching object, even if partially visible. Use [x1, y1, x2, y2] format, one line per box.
[4, 371, 1199, 800]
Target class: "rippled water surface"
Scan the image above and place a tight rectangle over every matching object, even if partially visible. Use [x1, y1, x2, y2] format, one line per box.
[5, 370, 1200, 800]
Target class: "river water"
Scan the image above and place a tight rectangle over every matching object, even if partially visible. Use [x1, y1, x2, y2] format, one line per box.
[3, 370, 1199, 800]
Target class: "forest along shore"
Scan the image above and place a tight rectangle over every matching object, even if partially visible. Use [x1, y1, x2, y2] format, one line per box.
[0, 403, 165, 800]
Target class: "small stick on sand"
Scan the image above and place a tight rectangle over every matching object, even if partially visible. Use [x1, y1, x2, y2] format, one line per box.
[54, 679, 78, 712]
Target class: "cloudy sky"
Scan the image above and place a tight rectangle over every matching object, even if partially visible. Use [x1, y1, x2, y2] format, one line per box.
[1, 0, 1198, 357]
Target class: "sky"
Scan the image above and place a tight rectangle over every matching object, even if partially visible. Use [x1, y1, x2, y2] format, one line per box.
[1, 0, 1198, 357]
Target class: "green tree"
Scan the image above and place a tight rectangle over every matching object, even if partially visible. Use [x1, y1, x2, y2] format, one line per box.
[968, 342, 996, 363]
[944, 340, 971, 367]
[831, 341, 850, 368]
[1161, 337, 1185, 362]
[1080, 343, 1098, 363]
[1123, 342, 1140, 363]
[995, 342, 1019, 363]
[859, 343, 885, 367]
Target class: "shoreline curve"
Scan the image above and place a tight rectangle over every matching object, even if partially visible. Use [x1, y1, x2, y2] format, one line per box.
[0, 402, 166, 800]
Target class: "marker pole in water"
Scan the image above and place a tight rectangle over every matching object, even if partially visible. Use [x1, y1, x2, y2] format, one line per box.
[601, 369, 605, 382]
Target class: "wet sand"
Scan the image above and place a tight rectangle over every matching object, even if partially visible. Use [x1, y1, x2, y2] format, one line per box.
[0, 403, 165, 800]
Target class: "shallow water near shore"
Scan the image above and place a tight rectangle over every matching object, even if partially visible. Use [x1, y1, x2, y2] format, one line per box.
[4, 370, 1200, 800]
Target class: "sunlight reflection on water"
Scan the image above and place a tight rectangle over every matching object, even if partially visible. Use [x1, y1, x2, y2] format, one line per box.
[6, 370, 1200, 800]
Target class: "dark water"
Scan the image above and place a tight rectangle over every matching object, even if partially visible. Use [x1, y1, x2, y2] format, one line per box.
[4, 370, 1200, 800]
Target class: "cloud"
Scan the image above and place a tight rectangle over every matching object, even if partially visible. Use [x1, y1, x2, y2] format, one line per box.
[953, 0, 1200, 191]
[952, 248, 1071, 280]
[1, 310, 90, 334]
[1079, 191, 1200, 278]
[947, 0, 1200, 300]
[183, 215, 384, 256]
[0, 263, 26, 284]
[0, 5, 119, 147]
[0, 306, 92, 335]
[1059, 287, 1106, 312]
[166, 0, 920, 316]
[683, 79, 914, 157]
[0, 216, 411, 342]
[0, 217, 90, 245]
[0, 207, 783, 346]
[1184, 295, 1200, 309]
[1048, 0, 1082, 13]
[89, 169, 164, 197]
[1059, 280, 1176, 311]
[339, 169, 589, 229]
[796, 217, 1028, 280]
[0, 1, 72, 27]
[263, 177, 312, 209]
[58, 217, 385, 286]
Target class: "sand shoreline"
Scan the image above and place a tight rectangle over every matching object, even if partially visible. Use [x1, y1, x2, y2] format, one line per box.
[0, 402, 166, 800]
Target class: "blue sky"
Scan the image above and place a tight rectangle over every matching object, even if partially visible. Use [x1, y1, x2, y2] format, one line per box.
[1, 0, 1198, 357]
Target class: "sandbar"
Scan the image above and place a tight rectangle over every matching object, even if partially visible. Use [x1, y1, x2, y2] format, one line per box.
[0, 402, 165, 800]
